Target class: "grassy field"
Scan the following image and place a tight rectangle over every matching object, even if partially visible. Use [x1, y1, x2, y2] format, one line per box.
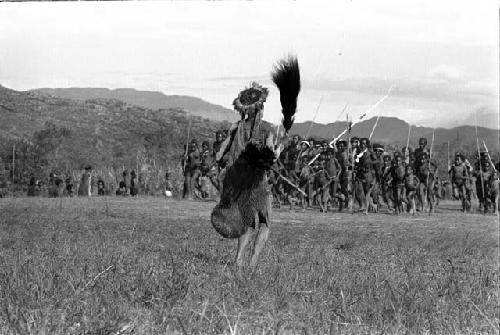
[0, 197, 498, 335]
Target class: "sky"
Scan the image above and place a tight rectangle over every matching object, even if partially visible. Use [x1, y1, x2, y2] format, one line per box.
[0, 0, 498, 129]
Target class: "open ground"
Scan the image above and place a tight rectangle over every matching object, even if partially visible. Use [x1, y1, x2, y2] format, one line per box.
[0, 197, 498, 334]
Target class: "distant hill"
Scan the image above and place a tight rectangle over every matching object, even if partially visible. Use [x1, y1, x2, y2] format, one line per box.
[31, 87, 239, 122]
[1, 83, 498, 173]
[0, 84, 232, 172]
[290, 117, 499, 150]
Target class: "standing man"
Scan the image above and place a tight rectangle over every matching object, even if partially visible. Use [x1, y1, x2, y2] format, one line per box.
[283, 135, 301, 207]
[201, 140, 217, 198]
[285, 135, 301, 177]
[417, 151, 438, 213]
[335, 140, 350, 211]
[212, 130, 224, 161]
[183, 138, 201, 200]
[325, 147, 341, 210]
[414, 137, 429, 170]
[449, 153, 472, 212]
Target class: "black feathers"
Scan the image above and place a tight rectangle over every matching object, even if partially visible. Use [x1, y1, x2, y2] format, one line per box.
[271, 55, 301, 132]
[220, 141, 275, 206]
[239, 141, 276, 170]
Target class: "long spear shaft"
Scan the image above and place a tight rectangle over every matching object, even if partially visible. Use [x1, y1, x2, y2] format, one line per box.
[405, 124, 412, 164]
[305, 96, 323, 140]
[272, 168, 307, 197]
[482, 141, 496, 171]
[328, 86, 392, 147]
[425, 122, 435, 214]
[447, 141, 450, 172]
[347, 114, 354, 213]
[369, 114, 381, 141]
[423, 112, 436, 213]
[295, 96, 324, 163]
[306, 102, 347, 165]
[183, 119, 192, 173]
[12, 143, 15, 194]
[335, 102, 349, 124]
[475, 114, 485, 210]
[274, 124, 280, 147]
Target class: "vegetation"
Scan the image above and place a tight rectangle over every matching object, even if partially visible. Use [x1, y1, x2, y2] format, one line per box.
[1, 85, 498, 196]
[0, 85, 233, 196]
[0, 197, 498, 334]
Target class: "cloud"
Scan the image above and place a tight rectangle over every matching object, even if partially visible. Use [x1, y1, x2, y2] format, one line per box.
[306, 76, 496, 105]
[209, 74, 270, 83]
[461, 106, 500, 129]
[428, 65, 465, 82]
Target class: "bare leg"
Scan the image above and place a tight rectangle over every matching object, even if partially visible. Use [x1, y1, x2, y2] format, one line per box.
[316, 191, 325, 212]
[250, 226, 269, 268]
[287, 194, 294, 211]
[235, 228, 253, 268]
[494, 194, 499, 215]
[410, 193, 416, 215]
[428, 180, 435, 213]
[364, 182, 373, 215]
[250, 195, 272, 268]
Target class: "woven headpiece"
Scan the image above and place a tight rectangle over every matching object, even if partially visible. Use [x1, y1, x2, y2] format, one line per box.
[233, 82, 269, 117]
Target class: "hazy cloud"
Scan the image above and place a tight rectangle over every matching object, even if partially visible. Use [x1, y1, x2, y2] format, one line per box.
[428, 65, 465, 82]
[0, 0, 497, 128]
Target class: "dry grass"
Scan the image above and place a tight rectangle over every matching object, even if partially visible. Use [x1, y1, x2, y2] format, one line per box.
[0, 197, 498, 335]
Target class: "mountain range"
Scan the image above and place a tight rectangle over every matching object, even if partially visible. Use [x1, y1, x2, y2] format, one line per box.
[1, 85, 498, 157]
[290, 117, 499, 150]
[0, 85, 232, 171]
[31, 87, 239, 122]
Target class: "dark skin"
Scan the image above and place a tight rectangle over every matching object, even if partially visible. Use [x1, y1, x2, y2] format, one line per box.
[418, 139, 427, 150]
[390, 156, 407, 213]
[449, 156, 471, 212]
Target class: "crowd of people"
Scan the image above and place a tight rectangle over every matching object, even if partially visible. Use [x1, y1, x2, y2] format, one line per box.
[17, 128, 499, 216]
[24, 166, 174, 199]
[183, 131, 500, 215]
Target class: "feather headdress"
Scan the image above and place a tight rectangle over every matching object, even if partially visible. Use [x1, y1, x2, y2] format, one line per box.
[233, 82, 269, 118]
[271, 55, 301, 132]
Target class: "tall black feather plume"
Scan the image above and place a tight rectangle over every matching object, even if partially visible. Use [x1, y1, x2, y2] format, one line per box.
[271, 55, 301, 132]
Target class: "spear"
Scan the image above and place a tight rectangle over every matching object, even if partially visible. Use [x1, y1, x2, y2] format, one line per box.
[482, 141, 496, 171]
[347, 114, 354, 213]
[272, 168, 307, 196]
[306, 96, 323, 139]
[12, 143, 15, 194]
[182, 119, 192, 174]
[294, 96, 324, 164]
[405, 123, 412, 164]
[307, 102, 348, 166]
[475, 113, 485, 214]
[274, 123, 280, 147]
[447, 141, 450, 172]
[369, 114, 381, 141]
[328, 86, 393, 147]
[425, 119, 435, 215]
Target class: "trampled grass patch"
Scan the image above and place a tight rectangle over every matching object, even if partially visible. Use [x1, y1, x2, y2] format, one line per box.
[0, 197, 498, 334]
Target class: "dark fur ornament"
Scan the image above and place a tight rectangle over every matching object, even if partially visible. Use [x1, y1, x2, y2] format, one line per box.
[271, 55, 301, 132]
[211, 142, 275, 238]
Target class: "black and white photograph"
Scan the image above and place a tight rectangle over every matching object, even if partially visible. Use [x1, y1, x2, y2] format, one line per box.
[0, 1, 498, 334]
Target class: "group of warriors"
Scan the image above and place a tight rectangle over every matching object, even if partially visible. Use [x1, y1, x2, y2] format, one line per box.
[181, 130, 229, 200]
[26, 166, 174, 198]
[184, 131, 500, 215]
[27, 166, 100, 198]
[275, 135, 499, 215]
